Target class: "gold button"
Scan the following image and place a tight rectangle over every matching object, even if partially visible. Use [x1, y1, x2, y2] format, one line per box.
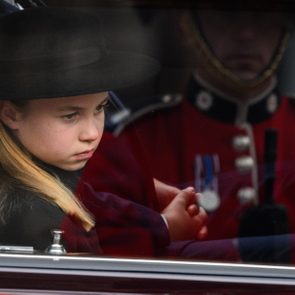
[232, 135, 251, 151]
[235, 156, 254, 173]
[195, 91, 213, 110]
[237, 187, 257, 204]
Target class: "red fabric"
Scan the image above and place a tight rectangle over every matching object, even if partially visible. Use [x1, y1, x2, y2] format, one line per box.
[82, 95, 295, 262]
[61, 216, 102, 255]
[74, 182, 170, 257]
[83, 131, 159, 209]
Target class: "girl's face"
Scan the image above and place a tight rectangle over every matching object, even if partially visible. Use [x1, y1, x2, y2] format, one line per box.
[3, 92, 108, 171]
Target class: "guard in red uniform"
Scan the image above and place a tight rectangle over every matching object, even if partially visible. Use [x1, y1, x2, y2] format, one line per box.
[83, 5, 295, 263]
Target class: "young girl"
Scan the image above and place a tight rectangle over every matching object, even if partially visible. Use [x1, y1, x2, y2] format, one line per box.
[0, 7, 207, 256]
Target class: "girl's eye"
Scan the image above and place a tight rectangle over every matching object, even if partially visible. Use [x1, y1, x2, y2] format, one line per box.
[95, 101, 109, 113]
[62, 112, 79, 121]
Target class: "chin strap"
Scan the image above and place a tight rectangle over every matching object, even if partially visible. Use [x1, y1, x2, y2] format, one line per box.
[180, 12, 290, 91]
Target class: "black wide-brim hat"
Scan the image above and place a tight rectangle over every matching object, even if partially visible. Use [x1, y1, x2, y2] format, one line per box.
[0, 7, 159, 100]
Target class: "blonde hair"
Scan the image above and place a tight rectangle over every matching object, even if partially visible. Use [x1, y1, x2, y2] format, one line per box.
[0, 122, 94, 231]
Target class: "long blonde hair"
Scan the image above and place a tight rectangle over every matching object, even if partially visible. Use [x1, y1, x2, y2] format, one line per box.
[0, 121, 94, 231]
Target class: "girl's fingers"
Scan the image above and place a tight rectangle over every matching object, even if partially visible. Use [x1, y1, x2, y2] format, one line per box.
[197, 225, 208, 240]
[187, 204, 199, 216]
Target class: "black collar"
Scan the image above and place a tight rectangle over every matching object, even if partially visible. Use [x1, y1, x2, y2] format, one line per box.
[35, 160, 82, 192]
[187, 76, 281, 125]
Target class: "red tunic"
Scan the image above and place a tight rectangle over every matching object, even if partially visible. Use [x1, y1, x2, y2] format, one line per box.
[83, 77, 295, 262]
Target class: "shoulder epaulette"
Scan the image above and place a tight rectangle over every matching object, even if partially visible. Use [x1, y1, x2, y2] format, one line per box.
[105, 91, 182, 135]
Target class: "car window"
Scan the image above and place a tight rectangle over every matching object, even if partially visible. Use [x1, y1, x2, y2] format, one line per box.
[1, 0, 295, 293]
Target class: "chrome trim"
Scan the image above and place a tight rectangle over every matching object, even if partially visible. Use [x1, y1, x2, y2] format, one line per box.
[0, 254, 295, 285]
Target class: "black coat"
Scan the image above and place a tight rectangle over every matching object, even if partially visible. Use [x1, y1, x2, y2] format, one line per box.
[0, 163, 169, 256]
[0, 164, 99, 253]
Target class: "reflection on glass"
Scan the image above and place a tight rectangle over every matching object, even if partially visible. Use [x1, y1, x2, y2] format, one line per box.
[0, 0, 295, 269]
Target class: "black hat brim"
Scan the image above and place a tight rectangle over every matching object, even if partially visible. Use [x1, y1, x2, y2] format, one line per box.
[0, 50, 159, 100]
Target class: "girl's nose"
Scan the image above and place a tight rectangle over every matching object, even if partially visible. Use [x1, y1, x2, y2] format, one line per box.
[79, 119, 102, 142]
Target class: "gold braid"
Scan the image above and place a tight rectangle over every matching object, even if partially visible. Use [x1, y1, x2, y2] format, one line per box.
[180, 12, 290, 89]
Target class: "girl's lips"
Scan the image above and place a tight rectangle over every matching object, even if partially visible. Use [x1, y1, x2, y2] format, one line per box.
[74, 150, 94, 160]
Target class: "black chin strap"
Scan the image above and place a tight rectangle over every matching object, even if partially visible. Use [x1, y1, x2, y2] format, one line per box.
[183, 12, 290, 90]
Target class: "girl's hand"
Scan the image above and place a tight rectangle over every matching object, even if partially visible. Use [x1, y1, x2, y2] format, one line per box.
[154, 178, 181, 211]
[162, 187, 208, 241]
